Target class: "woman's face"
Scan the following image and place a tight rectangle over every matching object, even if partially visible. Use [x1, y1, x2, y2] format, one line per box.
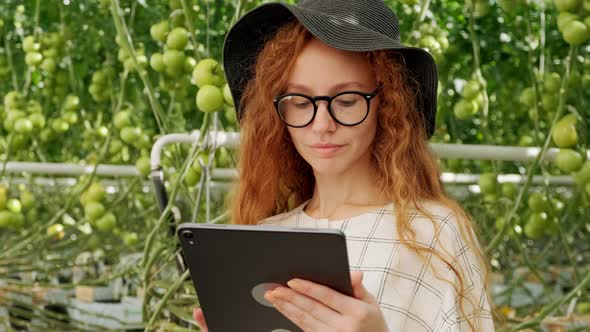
[284, 37, 380, 176]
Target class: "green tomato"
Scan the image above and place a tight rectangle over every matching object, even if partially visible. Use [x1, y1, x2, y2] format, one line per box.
[86, 182, 106, 203]
[3, 110, 25, 131]
[47, 223, 65, 240]
[96, 126, 109, 138]
[184, 56, 196, 73]
[96, 212, 117, 232]
[554, 149, 584, 172]
[169, 0, 182, 10]
[123, 232, 139, 246]
[4, 90, 24, 110]
[109, 139, 123, 155]
[453, 99, 478, 120]
[184, 167, 201, 187]
[524, 213, 548, 240]
[562, 20, 590, 46]
[135, 156, 151, 177]
[543, 217, 560, 236]
[120, 126, 141, 144]
[196, 85, 224, 113]
[552, 119, 577, 148]
[501, 183, 518, 198]
[462, 81, 480, 100]
[41, 58, 57, 73]
[63, 111, 79, 125]
[0, 211, 24, 230]
[63, 95, 80, 112]
[166, 27, 188, 50]
[528, 192, 547, 212]
[84, 202, 106, 222]
[0, 211, 14, 228]
[191, 152, 211, 173]
[192, 58, 224, 88]
[22, 36, 39, 53]
[543, 72, 561, 93]
[25, 52, 43, 67]
[553, 0, 581, 12]
[29, 113, 46, 130]
[519, 87, 535, 107]
[150, 20, 170, 42]
[573, 161, 590, 185]
[51, 118, 70, 133]
[163, 49, 185, 76]
[113, 111, 132, 129]
[223, 83, 234, 106]
[19, 191, 34, 210]
[6, 198, 22, 213]
[13, 118, 33, 134]
[478, 173, 498, 195]
[225, 105, 237, 124]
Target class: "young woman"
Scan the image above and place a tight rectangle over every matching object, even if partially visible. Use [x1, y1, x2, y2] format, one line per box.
[194, 0, 495, 331]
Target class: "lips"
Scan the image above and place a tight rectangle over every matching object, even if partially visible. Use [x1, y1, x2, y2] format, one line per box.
[311, 144, 343, 148]
[309, 144, 345, 156]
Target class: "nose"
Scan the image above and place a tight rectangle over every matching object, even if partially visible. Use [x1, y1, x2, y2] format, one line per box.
[310, 100, 337, 132]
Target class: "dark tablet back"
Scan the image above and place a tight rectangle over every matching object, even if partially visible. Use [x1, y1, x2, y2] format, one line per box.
[177, 223, 352, 332]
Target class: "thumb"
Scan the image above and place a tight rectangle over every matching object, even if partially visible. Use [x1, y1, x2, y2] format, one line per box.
[193, 307, 208, 332]
[350, 270, 376, 304]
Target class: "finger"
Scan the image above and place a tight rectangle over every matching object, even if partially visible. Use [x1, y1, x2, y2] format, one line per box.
[350, 271, 376, 304]
[286, 278, 361, 314]
[266, 287, 341, 326]
[268, 290, 332, 332]
[192, 308, 208, 332]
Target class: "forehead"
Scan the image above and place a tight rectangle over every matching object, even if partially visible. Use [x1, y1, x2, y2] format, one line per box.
[287, 38, 376, 92]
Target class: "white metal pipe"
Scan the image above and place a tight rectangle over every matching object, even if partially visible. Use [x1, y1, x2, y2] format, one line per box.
[430, 144, 590, 161]
[3, 161, 139, 177]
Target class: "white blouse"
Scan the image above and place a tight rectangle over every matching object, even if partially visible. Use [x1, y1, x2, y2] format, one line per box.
[259, 199, 495, 332]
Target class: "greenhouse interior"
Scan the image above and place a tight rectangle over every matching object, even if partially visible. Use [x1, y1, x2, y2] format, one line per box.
[0, 0, 589, 331]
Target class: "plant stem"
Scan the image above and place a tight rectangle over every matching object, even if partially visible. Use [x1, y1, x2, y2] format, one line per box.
[145, 270, 190, 330]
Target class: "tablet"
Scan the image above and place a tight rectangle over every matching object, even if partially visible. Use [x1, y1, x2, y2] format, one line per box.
[177, 222, 353, 332]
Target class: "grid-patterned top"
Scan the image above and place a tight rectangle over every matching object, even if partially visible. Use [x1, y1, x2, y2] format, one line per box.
[259, 199, 495, 332]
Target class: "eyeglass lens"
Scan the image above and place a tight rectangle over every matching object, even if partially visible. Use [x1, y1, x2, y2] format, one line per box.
[277, 93, 367, 126]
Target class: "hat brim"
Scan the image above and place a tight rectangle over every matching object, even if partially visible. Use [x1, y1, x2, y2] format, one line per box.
[223, 3, 438, 137]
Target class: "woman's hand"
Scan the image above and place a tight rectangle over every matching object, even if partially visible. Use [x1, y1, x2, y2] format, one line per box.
[192, 271, 388, 332]
[264, 271, 388, 332]
[193, 306, 208, 332]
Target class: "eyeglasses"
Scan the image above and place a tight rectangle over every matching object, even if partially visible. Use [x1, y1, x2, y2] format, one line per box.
[273, 84, 383, 128]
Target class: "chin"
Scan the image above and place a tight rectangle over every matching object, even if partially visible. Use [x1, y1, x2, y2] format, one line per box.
[307, 158, 349, 175]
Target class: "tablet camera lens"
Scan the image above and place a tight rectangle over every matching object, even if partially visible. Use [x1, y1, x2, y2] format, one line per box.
[183, 230, 194, 239]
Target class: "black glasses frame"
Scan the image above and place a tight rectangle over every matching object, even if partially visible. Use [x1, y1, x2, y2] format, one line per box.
[273, 84, 383, 128]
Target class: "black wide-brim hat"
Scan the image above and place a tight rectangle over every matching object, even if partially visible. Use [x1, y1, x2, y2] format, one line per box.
[223, 0, 438, 138]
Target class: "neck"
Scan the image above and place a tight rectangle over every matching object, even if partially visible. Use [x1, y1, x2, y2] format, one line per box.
[306, 154, 387, 216]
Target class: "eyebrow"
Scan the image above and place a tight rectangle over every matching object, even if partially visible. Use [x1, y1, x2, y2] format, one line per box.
[285, 81, 372, 93]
